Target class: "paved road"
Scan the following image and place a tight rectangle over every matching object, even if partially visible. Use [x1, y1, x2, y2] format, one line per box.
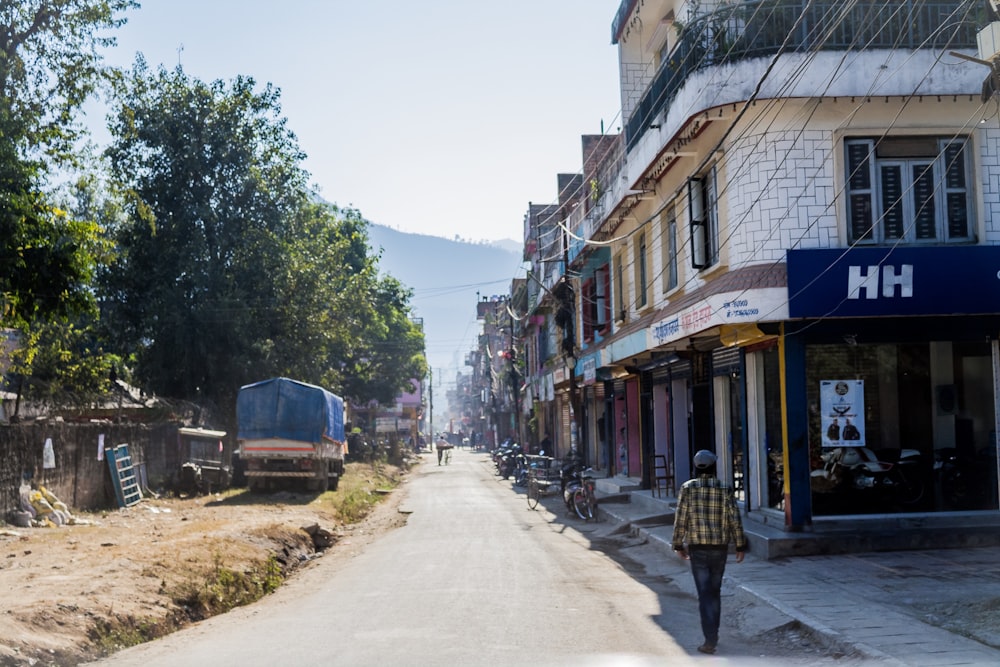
[90, 449, 881, 666]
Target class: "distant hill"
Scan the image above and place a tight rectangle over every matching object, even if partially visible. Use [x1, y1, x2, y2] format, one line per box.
[365, 224, 523, 402]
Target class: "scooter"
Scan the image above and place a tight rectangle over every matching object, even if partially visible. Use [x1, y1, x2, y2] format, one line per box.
[498, 443, 523, 480]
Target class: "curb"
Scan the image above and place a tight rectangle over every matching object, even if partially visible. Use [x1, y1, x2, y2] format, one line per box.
[597, 502, 906, 665]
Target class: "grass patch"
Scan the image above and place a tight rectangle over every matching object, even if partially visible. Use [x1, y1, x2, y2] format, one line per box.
[172, 553, 284, 620]
[328, 462, 401, 523]
[90, 462, 404, 657]
[90, 614, 183, 654]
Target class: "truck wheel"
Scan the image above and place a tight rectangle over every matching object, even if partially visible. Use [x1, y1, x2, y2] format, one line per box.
[329, 473, 339, 492]
[313, 468, 329, 493]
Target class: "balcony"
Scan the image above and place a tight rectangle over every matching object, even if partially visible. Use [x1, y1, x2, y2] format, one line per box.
[625, 0, 978, 152]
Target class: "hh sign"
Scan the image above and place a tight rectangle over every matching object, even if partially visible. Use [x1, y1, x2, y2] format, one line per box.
[787, 246, 1000, 318]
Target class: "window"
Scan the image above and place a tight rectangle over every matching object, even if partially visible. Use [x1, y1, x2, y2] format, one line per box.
[662, 206, 678, 292]
[846, 137, 974, 244]
[689, 167, 719, 269]
[581, 265, 611, 342]
[614, 252, 625, 321]
[595, 264, 610, 328]
[634, 232, 648, 308]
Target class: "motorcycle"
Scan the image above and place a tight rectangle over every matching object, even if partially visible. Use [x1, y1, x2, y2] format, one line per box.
[934, 446, 999, 511]
[811, 446, 926, 512]
[492, 440, 513, 474]
[498, 443, 523, 480]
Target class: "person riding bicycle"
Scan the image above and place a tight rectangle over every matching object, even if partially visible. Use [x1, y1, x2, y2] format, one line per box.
[436, 434, 453, 465]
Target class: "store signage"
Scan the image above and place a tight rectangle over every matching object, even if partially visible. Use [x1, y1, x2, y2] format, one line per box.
[648, 288, 788, 347]
[581, 355, 597, 385]
[787, 246, 1000, 317]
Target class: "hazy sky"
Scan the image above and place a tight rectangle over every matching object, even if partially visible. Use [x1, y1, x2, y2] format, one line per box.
[97, 0, 623, 244]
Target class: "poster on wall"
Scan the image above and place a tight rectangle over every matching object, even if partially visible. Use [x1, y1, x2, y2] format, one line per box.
[820, 380, 865, 447]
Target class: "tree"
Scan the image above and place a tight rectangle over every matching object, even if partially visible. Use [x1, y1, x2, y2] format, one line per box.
[0, 109, 111, 412]
[103, 61, 309, 413]
[0, 1, 135, 407]
[0, 0, 138, 165]
[338, 273, 426, 405]
[104, 62, 427, 418]
[284, 205, 427, 405]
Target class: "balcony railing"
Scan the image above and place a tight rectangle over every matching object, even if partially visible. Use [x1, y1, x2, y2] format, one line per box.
[625, 0, 979, 151]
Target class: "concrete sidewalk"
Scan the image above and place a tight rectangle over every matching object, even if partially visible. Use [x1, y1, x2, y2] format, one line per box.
[595, 480, 1000, 666]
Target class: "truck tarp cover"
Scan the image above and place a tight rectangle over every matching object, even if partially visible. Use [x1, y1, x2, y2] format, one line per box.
[237, 377, 345, 444]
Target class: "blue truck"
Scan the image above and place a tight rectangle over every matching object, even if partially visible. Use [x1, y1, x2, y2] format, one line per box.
[236, 377, 347, 493]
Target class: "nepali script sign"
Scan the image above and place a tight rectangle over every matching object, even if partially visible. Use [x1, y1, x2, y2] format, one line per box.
[648, 288, 788, 348]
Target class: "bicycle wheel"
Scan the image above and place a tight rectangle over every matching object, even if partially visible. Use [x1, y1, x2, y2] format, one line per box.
[527, 479, 540, 510]
[572, 488, 593, 520]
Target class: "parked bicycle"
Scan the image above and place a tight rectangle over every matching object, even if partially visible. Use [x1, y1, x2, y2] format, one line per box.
[525, 456, 557, 510]
[561, 456, 597, 520]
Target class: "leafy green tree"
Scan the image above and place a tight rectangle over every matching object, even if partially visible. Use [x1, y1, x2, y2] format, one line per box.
[0, 1, 135, 407]
[345, 274, 427, 405]
[0, 0, 138, 164]
[280, 204, 426, 404]
[103, 60, 308, 412]
[0, 110, 111, 404]
[104, 61, 426, 417]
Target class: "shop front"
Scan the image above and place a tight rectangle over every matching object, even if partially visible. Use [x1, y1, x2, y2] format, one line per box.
[778, 247, 1000, 525]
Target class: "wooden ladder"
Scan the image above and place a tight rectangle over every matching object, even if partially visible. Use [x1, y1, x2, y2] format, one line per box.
[107, 443, 142, 508]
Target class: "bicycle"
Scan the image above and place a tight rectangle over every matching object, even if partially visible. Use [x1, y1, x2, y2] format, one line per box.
[568, 468, 597, 520]
[442, 447, 452, 465]
[525, 456, 557, 510]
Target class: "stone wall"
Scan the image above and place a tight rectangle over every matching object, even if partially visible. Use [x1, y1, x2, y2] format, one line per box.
[0, 421, 194, 518]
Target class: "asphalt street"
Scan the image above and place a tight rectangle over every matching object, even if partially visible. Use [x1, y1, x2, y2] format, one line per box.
[86, 448, 1000, 666]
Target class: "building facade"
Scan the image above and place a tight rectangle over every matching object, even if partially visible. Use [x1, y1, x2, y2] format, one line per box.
[515, 0, 1000, 544]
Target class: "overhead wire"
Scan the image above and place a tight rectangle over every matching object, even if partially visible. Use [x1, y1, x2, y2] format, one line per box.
[474, 0, 988, 378]
[570, 0, 985, 337]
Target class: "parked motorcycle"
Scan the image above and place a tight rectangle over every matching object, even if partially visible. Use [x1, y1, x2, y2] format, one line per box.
[934, 446, 999, 511]
[811, 446, 926, 512]
[492, 440, 513, 475]
[498, 443, 523, 480]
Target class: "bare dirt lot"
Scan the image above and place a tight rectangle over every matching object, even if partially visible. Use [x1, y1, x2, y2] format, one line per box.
[0, 461, 409, 667]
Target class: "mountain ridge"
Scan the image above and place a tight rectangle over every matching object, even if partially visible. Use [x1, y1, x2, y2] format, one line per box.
[365, 224, 523, 390]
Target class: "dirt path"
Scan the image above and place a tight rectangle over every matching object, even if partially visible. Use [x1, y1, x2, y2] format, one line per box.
[0, 466, 411, 667]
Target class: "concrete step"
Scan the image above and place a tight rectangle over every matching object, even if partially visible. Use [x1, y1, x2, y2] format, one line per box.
[594, 475, 642, 495]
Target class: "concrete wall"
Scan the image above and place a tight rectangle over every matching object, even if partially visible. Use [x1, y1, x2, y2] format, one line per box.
[1, 422, 186, 518]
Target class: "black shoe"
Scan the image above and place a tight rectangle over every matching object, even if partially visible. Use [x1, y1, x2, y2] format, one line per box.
[697, 644, 716, 655]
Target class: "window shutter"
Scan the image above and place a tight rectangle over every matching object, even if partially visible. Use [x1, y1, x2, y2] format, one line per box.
[943, 141, 970, 240]
[879, 163, 905, 240]
[910, 163, 936, 240]
[847, 140, 875, 242]
[598, 266, 611, 326]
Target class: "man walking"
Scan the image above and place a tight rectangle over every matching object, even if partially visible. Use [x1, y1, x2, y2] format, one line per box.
[671, 450, 747, 655]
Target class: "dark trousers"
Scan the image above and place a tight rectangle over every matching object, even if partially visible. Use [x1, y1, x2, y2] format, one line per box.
[689, 548, 728, 646]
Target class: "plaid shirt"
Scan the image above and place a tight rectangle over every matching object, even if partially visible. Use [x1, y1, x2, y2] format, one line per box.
[672, 475, 747, 551]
